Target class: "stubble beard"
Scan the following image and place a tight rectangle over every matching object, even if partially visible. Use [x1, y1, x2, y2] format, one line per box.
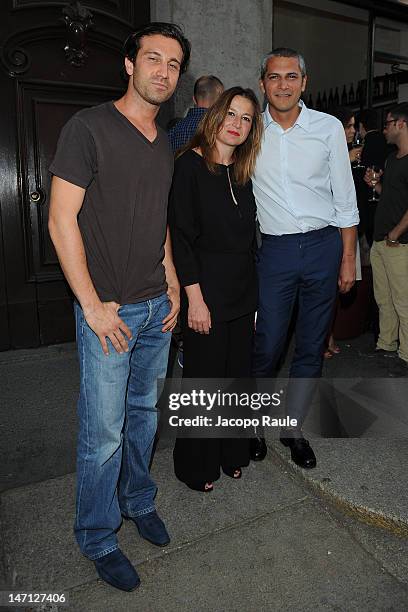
[132, 76, 175, 106]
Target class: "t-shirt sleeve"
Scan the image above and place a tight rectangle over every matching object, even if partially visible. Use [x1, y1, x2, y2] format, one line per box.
[49, 115, 97, 189]
[168, 154, 201, 287]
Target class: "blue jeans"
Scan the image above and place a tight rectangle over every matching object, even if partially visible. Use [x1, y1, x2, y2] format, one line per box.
[74, 294, 171, 560]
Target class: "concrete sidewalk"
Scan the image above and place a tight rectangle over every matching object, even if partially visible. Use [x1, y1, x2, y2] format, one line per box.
[0, 334, 408, 610]
[1, 445, 408, 611]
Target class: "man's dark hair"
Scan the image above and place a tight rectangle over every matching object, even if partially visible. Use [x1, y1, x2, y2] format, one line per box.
[388, 103, 408, 124]
[331, 106, 354, 128]
[193, 75, 224, 102]
[260, 47, 306, 79]
[359, 108, 378, 131]
[124, 22, 191, 74]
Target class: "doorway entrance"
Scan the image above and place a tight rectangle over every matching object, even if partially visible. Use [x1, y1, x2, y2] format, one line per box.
[0, 0, 149, 350]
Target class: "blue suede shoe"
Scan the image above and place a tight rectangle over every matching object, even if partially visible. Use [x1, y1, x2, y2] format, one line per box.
[94, 549, 140, 591]
[132, 510, 170, 547]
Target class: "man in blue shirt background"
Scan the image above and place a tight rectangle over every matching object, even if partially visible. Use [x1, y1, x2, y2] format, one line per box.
[168, 74, 224, 153]
[251, 48, 359, 469]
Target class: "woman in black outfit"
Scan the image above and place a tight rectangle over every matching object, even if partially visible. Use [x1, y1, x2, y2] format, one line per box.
[169, 86, 263, 492]
[324, 107, 363, 357]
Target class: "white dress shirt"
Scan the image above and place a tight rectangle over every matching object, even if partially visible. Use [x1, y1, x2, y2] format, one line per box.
[252, 102, 360, 235]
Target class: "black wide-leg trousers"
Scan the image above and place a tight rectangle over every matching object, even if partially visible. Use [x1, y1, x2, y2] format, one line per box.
[173, 312, 254, 484]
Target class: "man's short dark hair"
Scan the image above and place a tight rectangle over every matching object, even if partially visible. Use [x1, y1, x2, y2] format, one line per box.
[331, 106, 354, 128]
[193, 75, 224, 102]
[359, 108, 378, 131]
[124, 22, 191, 74]
[260, 48, 306, 79]
[388, 103, 408, 124]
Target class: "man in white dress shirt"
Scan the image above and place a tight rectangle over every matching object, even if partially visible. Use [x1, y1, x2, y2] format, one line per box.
[251, 48, 359, 468]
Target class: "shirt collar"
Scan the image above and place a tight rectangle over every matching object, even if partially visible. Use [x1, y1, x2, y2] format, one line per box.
[263, 100, 311, 132]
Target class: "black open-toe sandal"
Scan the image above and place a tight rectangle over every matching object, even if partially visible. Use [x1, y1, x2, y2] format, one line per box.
[185, 481, 214, 492]
[222, 466, 242, 479]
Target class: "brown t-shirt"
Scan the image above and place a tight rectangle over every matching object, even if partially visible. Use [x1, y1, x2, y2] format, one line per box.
[374, 152, 408, 244]
[50, 101, 173, 304]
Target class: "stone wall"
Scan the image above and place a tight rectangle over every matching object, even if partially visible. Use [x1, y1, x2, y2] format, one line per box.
[151, 0, 273, 121]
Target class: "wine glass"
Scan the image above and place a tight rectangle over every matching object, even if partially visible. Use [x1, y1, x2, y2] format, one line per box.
[352, 132, 364, 168]
[368, 165, 381, 202]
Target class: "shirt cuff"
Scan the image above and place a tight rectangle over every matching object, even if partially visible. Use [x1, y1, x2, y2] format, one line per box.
[334, 209, 360, 228]
[180, 273, 200, 288]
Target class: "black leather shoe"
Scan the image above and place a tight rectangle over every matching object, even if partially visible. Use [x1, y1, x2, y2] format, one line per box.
[374, 348, 397, 357]
[389, 357, 408, 377]
[250, 436, 267, 461]
[280, 437, 316, 469]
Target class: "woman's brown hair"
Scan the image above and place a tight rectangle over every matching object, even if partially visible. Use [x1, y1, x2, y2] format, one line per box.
[178, 86, 263, 185]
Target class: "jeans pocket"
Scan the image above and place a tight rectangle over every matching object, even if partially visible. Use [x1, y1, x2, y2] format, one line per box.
[159, 292, 171, 315]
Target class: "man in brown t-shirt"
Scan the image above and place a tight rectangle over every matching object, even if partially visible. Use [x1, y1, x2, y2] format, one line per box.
[49, 23, 191, 592]
[365, 104, 408, 377]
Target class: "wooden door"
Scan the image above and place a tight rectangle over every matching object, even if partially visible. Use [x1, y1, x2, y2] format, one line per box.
[0, 0, 150, 350]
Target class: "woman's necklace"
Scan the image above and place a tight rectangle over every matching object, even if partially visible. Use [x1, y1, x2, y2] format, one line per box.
[226, 166, 242, 217]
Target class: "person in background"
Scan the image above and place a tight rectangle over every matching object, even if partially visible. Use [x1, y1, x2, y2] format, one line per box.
[168, 74, 224, 152]
[355, 109, 389, 345]
[169, 87, 263, 491]
[365, 104, 408, 377]
[331, 106, 362, 163]
[323, 106, 363, 358]
[357, 108, 389, 247]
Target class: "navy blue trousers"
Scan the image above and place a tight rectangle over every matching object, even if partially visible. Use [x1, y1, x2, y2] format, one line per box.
[253, 226, 342, 428]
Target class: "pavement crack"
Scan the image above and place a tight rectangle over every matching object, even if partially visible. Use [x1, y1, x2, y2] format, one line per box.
[135, 495, 311, 562]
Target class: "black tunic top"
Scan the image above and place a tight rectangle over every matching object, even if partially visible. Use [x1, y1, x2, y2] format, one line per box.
[169, 149, 257, 322]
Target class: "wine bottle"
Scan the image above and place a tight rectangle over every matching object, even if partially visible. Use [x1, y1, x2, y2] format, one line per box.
[334, 87, 340, 106]
[383, 73, 389, 97]
[356, 81, 361, 104]
[390, 75, 397, 97]
[341, 85, 347, 105]
[328, 88, 334, 108]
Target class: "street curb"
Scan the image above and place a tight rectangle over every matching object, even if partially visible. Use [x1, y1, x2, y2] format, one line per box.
[269, 441, 408, 538]
[0, 344, 76, 365]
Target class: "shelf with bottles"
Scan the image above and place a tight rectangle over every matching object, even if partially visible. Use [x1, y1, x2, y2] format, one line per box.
[307, 72, 399, 113]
